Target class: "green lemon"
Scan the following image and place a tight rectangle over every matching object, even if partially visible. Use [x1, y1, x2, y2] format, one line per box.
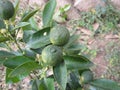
[41, 45, 63, 66]
[50, 25, 70, 46]
[80, 70, 94, 84]
[0, 0, 14, 20]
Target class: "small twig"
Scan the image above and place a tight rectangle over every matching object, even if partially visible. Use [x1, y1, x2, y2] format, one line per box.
[33, 71, 39, 79]
[29, 74, 34, 79]
[15, 28, 20, 36]
[5, 20, 24, 53]
[0, 33, 13, 51]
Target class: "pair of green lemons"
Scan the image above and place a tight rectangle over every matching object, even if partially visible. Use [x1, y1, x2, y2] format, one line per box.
[42, 25, 70, 66]
[0, 0, 69, 67]
[0, 0, 14, 20]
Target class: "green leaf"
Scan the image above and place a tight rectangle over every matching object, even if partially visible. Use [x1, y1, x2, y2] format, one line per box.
[0, 36, 10, 42]
[64, 35, 80, 49]
[63, 55, 93, 70]
[88, 85, 105, 90]
[67, 71, 81, 90]
[39, 78, 55, 90]
[23, 30, 36, 43]
[3, 56, 33, 69]
[9, 61, 41, 77]
[21, 9, 39, 22]
[53, 62, 67, 90]
[29, 17, 39, 30]
[23, 48, 36, 59]
[0, 50, 15, 59]
[0, 50, 15, 65]
[31, 79, 41, 90]
[30, 48, 43, 54]
[42, 0, 56, 27]
[0, 19, 6, 29]
[0, 43, 7, 48]
[27, 27, 51, 49]
[11, 0, 20, 21]
[22, 23, 32, 30]
[64, 43, 82, 55]
[13, 22, 30, 30]
[90, 79, 120, 90]
[63, 4, 71, 12]
[22, 17, 39, 31]
[6, 68, 22, 84]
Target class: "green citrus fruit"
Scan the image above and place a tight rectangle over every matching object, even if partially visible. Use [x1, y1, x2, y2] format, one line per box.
[80, 70, 93, 84]
[41, 45, 63, 66]
[0, 0, 14, 20]
[50, 25, 70, 46]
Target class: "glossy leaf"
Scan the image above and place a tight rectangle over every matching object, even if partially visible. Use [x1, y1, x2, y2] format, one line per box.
[67, 72, 81, 90]
[6, 68, 22, 84]
[9, 61, 41, 77]
[42, 0, 56, 27]
[53, 62, 67, 90]
[23, 30, 36, 43]
[39, 78, 55, 90]
[29, 17, 39, 30]
[31, 79, 41, 90]
[0, 50, 15, 59]
[88, 85, 105, 90]
[63, 55, 93, 70]
[3, 56, 33, 69]
[27, 27, 51, 49]
[21, 9, 39, 22]
[11, 0, 20, 21]
[0, 43, 7, 48]
[90, 79, 120, 90]
[30, 48, 43, 54]
[23, 48, 36, 59]
[22, 23, 32, 30]
[0, 50, 15, 65]
[22, 17, 38, 31]
[64, 43, 82, 55]
[0, 36, 10, 43]
[64, 34, 80, 49]
[13, 22, 30, 30]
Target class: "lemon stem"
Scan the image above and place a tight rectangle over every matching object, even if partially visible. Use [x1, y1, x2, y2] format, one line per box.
[5, 20, 23, 53]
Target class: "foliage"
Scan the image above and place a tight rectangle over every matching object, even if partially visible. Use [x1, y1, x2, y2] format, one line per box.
[53, 4, 71, 23]
[0, 0, 120, 90]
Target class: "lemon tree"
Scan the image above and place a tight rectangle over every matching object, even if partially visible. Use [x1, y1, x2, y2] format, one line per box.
[0, 0, 120, 90]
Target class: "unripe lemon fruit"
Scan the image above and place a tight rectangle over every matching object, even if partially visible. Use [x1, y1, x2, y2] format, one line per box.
[50, 25, 70, 46]
[41, 45, 63, 66]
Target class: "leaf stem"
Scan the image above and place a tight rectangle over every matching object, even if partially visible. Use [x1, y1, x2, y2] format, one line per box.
[33, 71, 39, 79]
[5, 20, 23, 53]
[0, 32, 13, 51]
